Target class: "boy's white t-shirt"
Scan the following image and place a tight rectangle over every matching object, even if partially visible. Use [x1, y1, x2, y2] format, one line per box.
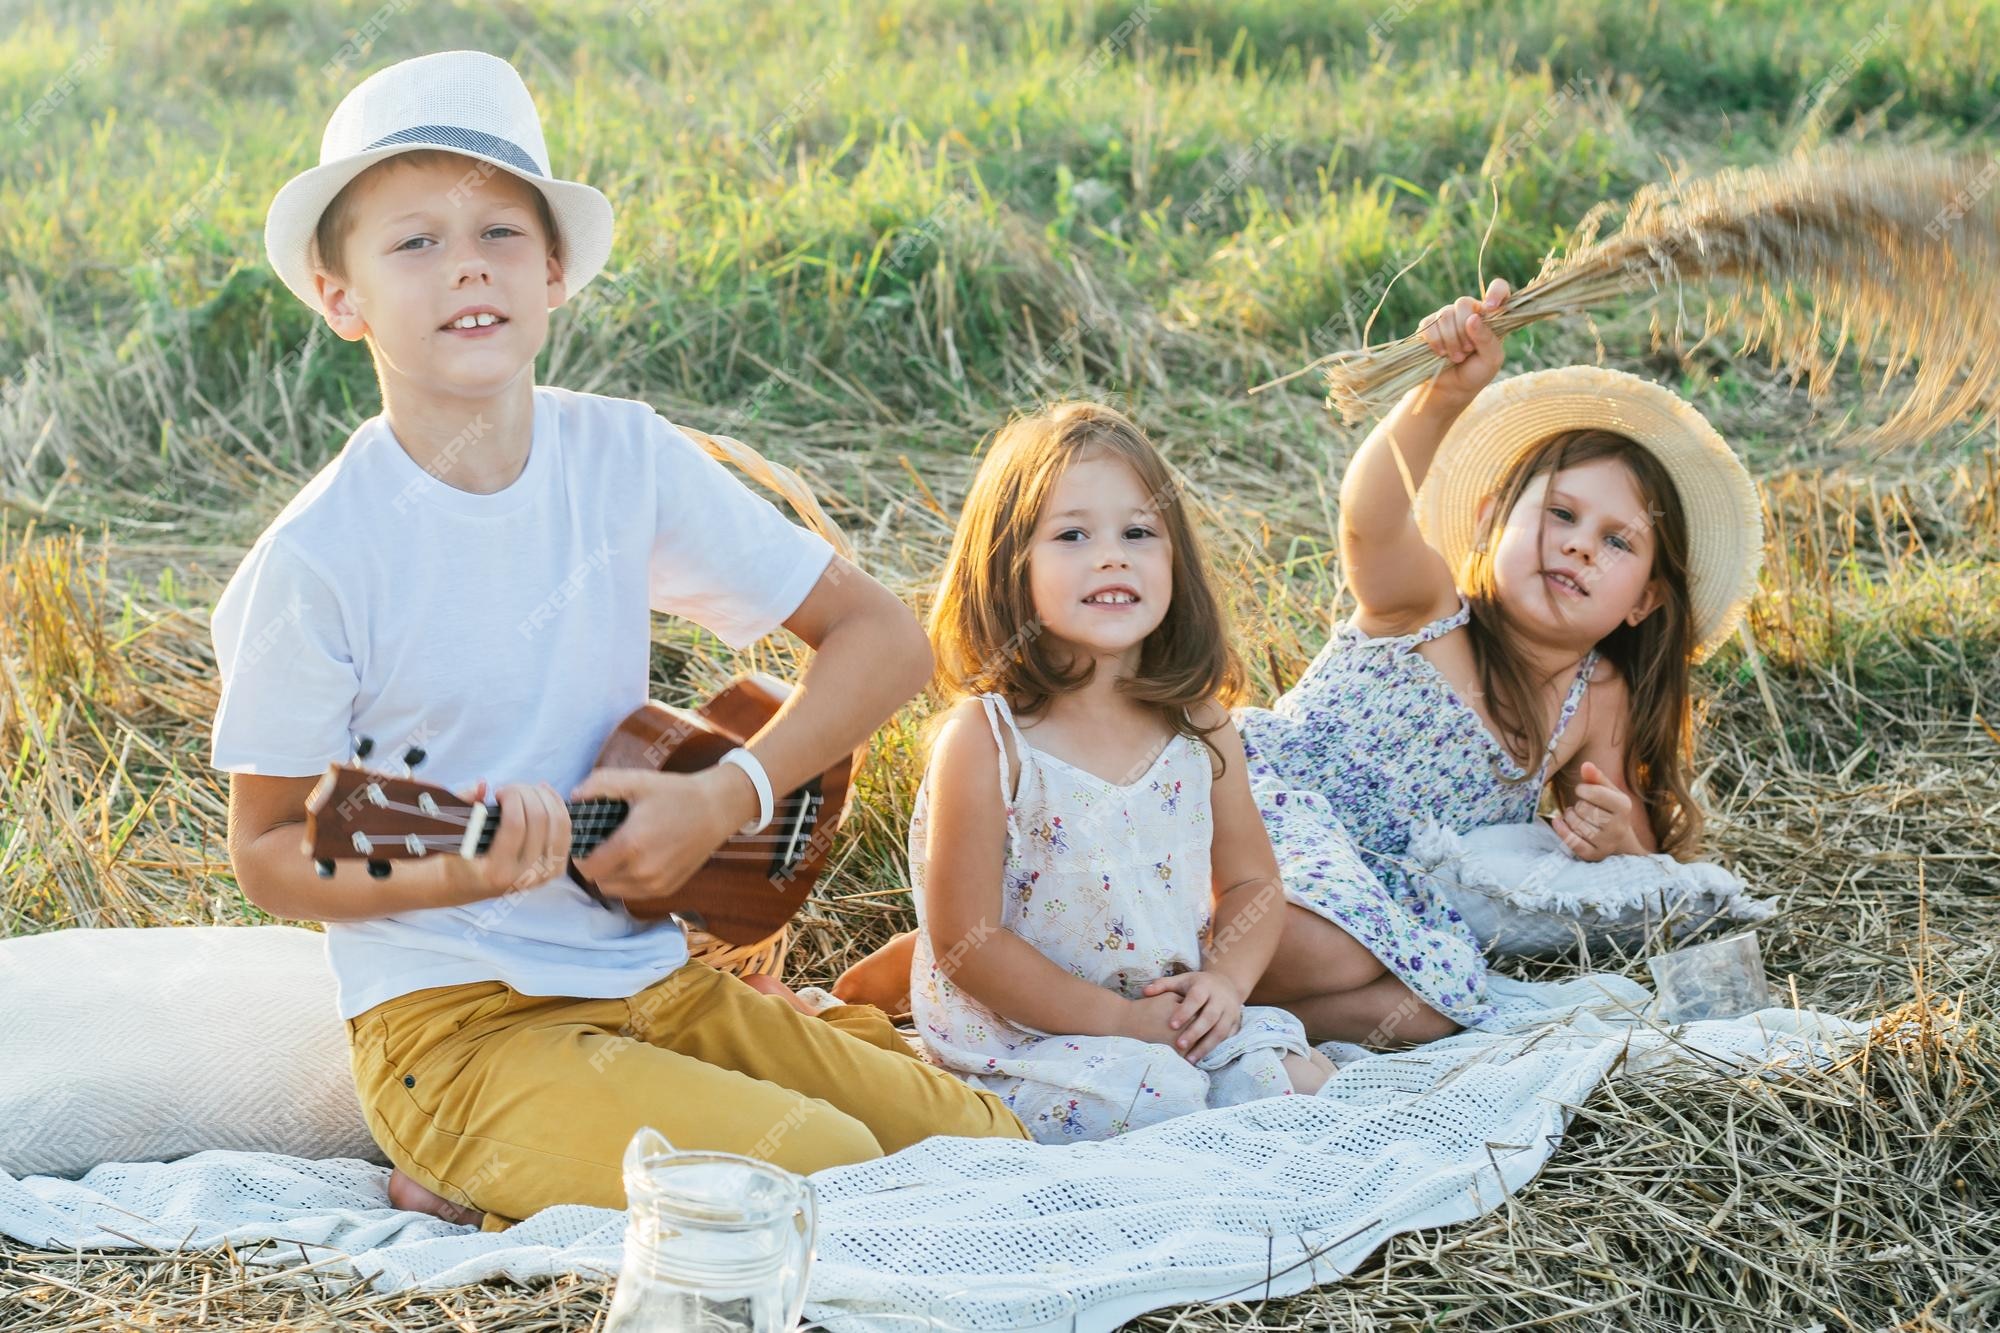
[208, 385, 835, 1020]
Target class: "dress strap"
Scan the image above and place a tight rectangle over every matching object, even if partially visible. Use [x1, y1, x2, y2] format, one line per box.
[1339, 594, 1473, 653]
[1536, 649, 1600, 779]
[1413, 595, 1474, 645]
[976, 693, 1030, 828]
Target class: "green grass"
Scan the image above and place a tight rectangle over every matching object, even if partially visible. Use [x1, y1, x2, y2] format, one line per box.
[5, 0, 1998, 486]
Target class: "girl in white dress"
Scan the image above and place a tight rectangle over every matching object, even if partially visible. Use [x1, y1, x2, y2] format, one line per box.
[904, 401, 1335, 1142]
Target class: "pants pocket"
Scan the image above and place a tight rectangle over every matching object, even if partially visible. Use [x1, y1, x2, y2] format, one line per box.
[366, 983, 518, 1134]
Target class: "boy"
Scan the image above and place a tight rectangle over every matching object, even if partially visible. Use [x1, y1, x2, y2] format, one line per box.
[213, 49, 1027, 1231]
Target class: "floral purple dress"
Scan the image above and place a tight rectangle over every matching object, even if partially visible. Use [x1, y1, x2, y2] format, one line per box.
[1234, 597, 1597, 1027]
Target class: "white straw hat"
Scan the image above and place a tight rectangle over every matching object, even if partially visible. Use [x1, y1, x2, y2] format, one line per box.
[263, 50, 614, 316]
[1414, 365, 1764, 662]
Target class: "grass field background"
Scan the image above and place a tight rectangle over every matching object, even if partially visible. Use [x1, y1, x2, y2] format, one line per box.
[1, 1, 1996, 1328]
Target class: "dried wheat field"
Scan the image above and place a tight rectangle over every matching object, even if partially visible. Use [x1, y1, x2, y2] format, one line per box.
[1, 2, 1996, 1329]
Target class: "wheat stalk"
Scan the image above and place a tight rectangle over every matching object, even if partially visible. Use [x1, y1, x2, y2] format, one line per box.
[1318, 147, 2000, 445]
[650, 423, 859, 976]
[676, 422, 859, 564]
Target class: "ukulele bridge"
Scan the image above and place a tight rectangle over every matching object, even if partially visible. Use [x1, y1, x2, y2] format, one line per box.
[772, 778, 824, 879]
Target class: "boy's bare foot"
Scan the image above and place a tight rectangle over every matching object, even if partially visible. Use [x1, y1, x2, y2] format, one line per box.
[1283, 1048, 1339, 1096]
[832, 929, 917, 1016]
[387, 1166, 485, 1227]
[741, 972, 819, 1015]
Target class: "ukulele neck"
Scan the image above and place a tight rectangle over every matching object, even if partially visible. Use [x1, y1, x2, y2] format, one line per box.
[464, 786, 824, 875]
[464, 797, 631, 859]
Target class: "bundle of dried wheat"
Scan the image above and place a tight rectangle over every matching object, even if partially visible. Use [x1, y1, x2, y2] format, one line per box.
[1319, 147, 2000, 445]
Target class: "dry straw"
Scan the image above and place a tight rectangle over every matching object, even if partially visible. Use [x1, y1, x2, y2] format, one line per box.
[664, 422, 857, 977]
[3, 423, 1993, 1332]
[1317, 147, 2000, 445]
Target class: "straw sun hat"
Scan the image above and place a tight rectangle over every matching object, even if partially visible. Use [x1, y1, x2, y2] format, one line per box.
[263, 50, 614, 316]
[1413, 365, 1764, 661]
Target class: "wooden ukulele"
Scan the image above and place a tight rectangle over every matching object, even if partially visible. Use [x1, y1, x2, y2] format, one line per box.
[301, 674, 861, 944]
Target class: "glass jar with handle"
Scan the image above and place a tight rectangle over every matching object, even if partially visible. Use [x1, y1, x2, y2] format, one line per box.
[603, 1126, 818, 1333]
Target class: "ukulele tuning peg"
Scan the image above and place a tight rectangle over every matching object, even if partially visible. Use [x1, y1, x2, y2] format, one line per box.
[403, 745, 426, 771]
[314, 858, 336, 878]
[366, 859, 392, 879]
[355, 736, 375, 760]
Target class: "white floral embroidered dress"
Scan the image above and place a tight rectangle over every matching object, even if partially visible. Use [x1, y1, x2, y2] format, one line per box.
[908, 693, 1312, 1142]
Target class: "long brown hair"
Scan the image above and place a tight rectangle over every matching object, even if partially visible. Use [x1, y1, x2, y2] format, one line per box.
[928, 401, 1245, 773]
[1459, 429, 1704, 855]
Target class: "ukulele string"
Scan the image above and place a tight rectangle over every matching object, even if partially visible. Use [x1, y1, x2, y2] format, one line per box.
[362, 792, 814, 832]
[366, 792, 824, 855]
[398, 836, 820, 856]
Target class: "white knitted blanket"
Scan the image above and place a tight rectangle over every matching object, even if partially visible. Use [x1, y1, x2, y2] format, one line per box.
[0, 974, 1864, 1332]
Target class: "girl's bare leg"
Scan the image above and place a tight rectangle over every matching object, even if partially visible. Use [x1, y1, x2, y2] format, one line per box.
[1249, 904, 1393, 1005]
[388, 1166, 485, 1227]
[1284, 972, 1460, 1046]
[1252, 903, 1459, 1046]
[1282, 1048, 1338, 1094]
[831, 929, 917, 1014]
[741, 971, 820, 1015]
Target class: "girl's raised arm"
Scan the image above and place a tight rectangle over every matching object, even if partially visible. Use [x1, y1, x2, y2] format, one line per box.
[918, 699, 1142, 1040]
[1339, 278, 1510, 633]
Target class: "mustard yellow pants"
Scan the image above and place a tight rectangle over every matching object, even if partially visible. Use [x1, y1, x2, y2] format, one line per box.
[346, 962, 1030, 1231]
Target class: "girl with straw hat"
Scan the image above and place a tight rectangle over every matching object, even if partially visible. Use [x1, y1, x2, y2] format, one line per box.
[1237, 279, 1763, 1044]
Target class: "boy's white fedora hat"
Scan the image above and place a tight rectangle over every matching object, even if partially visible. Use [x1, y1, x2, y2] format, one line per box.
[1414, 365, 1764, 662]
[263, 49, 614, 315]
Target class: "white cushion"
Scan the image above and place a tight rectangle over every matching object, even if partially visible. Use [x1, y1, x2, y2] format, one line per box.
[0, 925, 386, 1179]
[1409, 820, 1778, 959]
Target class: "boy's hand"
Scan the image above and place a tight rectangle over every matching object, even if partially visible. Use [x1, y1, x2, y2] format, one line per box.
[1550, 761, 1644, 862]
[1139, 970, 1246, 1062]
[445, 779, 572, 904]
[565, 766, 758, 905]
[1416, 277, 1510, 403]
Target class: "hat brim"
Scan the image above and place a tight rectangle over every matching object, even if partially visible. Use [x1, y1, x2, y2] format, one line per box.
[1413, 365, 1764, 662]
[263, 143, 614, 316]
